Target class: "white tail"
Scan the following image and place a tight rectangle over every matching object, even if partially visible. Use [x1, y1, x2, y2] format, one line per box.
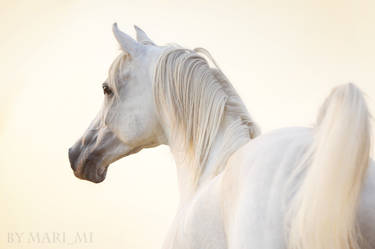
[288, 83, 371, 249]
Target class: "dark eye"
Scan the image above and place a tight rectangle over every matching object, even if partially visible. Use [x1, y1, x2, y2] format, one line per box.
[102, 85, 113, 96]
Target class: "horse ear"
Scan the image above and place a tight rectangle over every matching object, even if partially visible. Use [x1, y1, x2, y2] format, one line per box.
[134, 25, 155, 45]
[112, 23, 142, 57]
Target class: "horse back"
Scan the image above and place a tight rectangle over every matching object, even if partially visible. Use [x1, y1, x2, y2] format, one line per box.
[222, 127, 375, 249]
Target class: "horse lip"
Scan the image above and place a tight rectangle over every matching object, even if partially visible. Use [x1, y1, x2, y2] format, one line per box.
[73, 169, 83, 179]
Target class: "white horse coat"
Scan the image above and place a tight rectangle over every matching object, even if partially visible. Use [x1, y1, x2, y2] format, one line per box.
[163, 127, 375, 249]
[69, 24, 375, 249]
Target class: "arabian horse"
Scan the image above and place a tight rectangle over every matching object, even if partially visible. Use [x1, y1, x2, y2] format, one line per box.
[69, 24, 375, 249]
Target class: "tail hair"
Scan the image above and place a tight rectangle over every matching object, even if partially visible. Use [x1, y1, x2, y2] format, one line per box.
[288, 83, 371, 249]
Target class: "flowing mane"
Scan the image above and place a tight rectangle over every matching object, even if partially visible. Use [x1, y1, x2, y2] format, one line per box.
[153, 47, 260, 184]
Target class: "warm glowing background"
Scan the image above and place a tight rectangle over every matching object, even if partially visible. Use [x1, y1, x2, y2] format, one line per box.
[1, 0, 374, 248]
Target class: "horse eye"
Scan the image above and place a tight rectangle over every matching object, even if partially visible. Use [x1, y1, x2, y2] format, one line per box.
[102, 85, 113, 96]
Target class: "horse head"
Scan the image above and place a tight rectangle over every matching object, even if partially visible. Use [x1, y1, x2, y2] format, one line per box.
[68, 24, 166, 183]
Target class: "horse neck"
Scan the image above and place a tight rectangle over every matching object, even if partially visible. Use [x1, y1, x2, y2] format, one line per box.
[171, 113, 250, 203]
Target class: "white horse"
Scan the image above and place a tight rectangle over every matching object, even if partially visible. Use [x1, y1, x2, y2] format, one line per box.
[68, 24, 375, 249]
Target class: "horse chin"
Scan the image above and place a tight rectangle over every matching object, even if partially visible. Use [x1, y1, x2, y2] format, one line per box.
[92, 166, 108, 183]
[74, 164, 109, 184]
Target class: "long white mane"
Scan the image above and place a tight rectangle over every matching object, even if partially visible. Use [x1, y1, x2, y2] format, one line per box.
[153, 47, 260, 184]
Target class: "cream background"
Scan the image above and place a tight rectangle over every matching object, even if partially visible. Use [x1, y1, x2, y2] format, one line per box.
[0, 0, 374, 248]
